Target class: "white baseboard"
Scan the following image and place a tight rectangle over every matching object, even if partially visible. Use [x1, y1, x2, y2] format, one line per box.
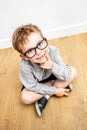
[44, 22, 87, 39]
[0, 39, 12, 49]
[0, 22, 87, 49]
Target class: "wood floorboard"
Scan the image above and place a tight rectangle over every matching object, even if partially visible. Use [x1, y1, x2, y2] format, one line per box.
[0, 33, 87, 130]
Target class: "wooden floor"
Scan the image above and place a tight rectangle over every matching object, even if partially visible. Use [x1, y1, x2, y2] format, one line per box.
[0, 33, 87, 130]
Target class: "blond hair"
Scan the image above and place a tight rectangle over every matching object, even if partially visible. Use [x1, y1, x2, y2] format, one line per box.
[12, 24, 43, 53]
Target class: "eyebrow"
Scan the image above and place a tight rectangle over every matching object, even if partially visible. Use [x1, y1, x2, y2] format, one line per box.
[31, 39, 43, 48]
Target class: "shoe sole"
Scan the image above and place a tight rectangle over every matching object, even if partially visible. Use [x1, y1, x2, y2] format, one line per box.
[35, 102, 42, 117]
[69, 84, 73, 91]
[66, 84, 73, 91]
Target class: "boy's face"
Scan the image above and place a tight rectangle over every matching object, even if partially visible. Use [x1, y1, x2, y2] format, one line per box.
[22, 32, 48, 64]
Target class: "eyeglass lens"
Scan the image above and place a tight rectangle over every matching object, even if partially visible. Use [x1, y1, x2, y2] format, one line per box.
[25, 38, 48, 58]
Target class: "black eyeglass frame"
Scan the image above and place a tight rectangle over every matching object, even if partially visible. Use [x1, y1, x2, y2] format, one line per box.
[23, 38, 48, 58]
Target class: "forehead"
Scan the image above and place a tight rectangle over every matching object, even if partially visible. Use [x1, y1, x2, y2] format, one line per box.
[22, 32, 43, 53]
[28, 32, 42, 44]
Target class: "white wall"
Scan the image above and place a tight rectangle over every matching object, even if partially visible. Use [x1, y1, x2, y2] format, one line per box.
[0, 0, 87, 49]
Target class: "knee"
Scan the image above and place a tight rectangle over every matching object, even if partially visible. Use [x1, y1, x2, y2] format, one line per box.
[71, 67, 77, 80]
[21, 90, 33, 105]
[73, 67, 77, 78]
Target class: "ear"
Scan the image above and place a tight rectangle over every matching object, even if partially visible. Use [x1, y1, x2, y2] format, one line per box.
[20, 54, 29, 61]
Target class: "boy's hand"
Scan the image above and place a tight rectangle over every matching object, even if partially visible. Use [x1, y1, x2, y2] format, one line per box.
[55, 88, 70, 97]
[40, 54, 53, 69]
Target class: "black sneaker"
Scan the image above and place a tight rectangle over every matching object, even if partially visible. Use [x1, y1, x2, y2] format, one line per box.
[66, 84, 73, 91]
[35, 97, 48, 117]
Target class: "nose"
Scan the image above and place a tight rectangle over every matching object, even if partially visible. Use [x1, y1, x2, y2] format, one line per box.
[36, 48, 42, 55]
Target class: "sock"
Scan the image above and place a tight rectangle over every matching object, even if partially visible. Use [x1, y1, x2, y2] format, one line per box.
[45, 95, 50, 100]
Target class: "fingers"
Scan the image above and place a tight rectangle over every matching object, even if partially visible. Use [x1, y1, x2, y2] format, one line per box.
[64, 89, 70, 92]
[45, 54, 50, 60]
[64, 92, 69, 96]
[64, 89, 70, 96]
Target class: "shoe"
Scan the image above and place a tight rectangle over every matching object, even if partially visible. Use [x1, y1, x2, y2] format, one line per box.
[35, 97, 48, 117]
[66, 84, 73, 91]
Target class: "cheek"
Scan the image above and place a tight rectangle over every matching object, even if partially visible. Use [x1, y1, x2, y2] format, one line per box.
[43, 48, 48, 54]
[29, 48, 48, 62]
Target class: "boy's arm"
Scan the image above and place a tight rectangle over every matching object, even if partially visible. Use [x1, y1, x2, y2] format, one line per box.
[51, 48, 72, 81]
[19, 66, 56, 95]
[41, 47, 72, 81]
[20, 68, 70, 97]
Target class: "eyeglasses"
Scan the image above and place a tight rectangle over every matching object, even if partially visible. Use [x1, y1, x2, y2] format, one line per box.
[23, 38, 48, 58]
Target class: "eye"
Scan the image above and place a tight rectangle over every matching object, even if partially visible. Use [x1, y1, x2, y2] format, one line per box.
[27, 48, 35, 54]
[38, 41, 44, 47]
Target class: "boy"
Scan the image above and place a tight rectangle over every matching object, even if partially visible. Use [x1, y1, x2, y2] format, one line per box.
[12, 24, 77, 117]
